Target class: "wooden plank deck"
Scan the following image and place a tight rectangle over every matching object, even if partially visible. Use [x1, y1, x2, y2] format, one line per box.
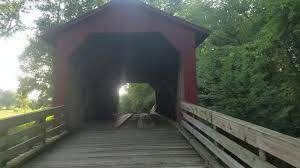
[21, 115, 206, 168]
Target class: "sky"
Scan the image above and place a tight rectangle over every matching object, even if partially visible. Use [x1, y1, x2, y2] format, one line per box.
[0, 11, 40, 91]
[0, 32, 28, 91]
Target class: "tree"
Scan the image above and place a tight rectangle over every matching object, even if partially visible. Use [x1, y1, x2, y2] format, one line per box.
[119, 83, 155, 113]
[18, 0, 107, 108]
[18, 39, 54, 108]
[16, 0, 300, 136]
[0, 90, 16, 109]
[142, 0, 183, 15]
[0, 0, 26, 37]
[188, 0, 300, 136]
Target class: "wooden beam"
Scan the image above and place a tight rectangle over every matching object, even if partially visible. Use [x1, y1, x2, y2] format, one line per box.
[3, 123, 44, 149]
[0, 106, 66, 166]
[177, 124, 224, 168]
[114, 113, 133, 128]
[181, 120, 245, 168]
[182, 112, 276, 168]
[46, 123, 66, 138]
[181, 102, 300, 167]
[6, 131, 68, 168]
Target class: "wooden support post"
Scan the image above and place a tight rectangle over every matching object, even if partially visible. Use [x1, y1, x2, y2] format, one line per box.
[54, 109, 62, 127]
[59, 107, 66, 133]
[259, 149, 267, 161]
[209, 111, 219, 147]
[38, 112, 46, 144]
[212, 125, 219, 146]
[0, 126, 8, 166]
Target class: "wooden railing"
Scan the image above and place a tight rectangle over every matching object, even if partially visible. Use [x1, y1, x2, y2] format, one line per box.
[0, 106, 67, 167]
[180, 101, 300, 168]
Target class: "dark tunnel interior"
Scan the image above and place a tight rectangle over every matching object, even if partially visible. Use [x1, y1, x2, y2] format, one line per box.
[69, 32, 180, 121]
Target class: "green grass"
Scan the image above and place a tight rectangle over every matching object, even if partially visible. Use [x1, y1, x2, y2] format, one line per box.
[0, 109, 22, 119]
[0, 109, 55, 121]
[0, 107, 37, 119]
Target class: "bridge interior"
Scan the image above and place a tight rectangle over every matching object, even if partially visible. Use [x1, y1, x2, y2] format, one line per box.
[2, 1, 296, 167]
[68, 32, 180, 125]
[22, 114, 206, 168]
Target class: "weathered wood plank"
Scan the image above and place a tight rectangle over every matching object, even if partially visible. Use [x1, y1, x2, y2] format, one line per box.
[0, 106, 64, 130]
[0, 135, 43, 162]
[4, 123, 44, 149]
[0, 126, 8, 150]
[44, 106, 64, 117]
[182, 102, 300, 167]
[0, 106, 65, 166]
[6, 131, 68, 168]
[23, 157, 204, 167]
[181, 120, 245, 168]
[46, 123, 66, 138]
[22, 122, 205, 168]
[0, 125, 8, 166]
[259, 149, 267, 161]
[0, 112, 42, 129]
[182, 112, 276, 168]
[114, 113, 133, 128]
[177, 124, 224, 168]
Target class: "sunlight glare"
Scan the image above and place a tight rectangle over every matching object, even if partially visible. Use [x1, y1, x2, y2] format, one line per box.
[119, 84, 128, 96]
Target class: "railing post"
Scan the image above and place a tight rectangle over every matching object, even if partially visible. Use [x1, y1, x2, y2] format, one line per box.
[61, 107, 66, 133]
[54, 107, 64, 128]
[38, 111, 46, 144]
[54, 107, 65, 135]
[259, 149, 267, 161]
[212, 125, 219, 146]
[0, 125, 9, 166]
[210, 112, 219, 147]
[177, 102, 182, 123]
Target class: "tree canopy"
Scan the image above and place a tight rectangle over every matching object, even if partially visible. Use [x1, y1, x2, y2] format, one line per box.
[0, 0, 26, 37]
[18, 0, 107, 108]
[119, 84, 155, 114]
[190, 0, 300, 136]
[1, 0, 298, 136]
[0, 89, 16, 109]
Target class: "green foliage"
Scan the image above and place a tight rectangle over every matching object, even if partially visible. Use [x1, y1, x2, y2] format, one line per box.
[190, 0, 300, 136]
[0, 109, 20, 119]
[18, 39, 54, 108]
[142, 0, 183, 14]
[0, 0, 26, 37]
[18, 0, 107, 109]
[14, 94, 32, 113]
[0, 91, 33, 119]
[0, 89, 16, 108]
[119, 83, 155, 113]
[14, 0, 300, 136]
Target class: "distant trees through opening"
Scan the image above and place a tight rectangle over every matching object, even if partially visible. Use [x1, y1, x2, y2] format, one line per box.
[118, 83, 155, 114]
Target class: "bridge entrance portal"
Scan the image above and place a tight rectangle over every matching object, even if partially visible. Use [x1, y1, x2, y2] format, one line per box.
[67, 32, 179, 125]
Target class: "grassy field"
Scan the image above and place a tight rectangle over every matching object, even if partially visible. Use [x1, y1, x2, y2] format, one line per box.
[0, 109, 23, 119]
[0, 110, 22, 119]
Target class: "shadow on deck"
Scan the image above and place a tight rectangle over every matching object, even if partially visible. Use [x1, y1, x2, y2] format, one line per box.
[21, 114, 206, 168]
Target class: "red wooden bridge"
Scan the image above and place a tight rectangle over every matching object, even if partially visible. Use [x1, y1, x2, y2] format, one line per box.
[0, 1, 299, 168]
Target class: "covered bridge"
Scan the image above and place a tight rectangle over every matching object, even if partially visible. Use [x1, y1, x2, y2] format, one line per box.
[47, 0, 209, 127]
[1, 1, 299, 168]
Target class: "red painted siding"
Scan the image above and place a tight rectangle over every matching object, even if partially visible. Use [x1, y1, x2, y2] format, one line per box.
[54, 2, 198, 106]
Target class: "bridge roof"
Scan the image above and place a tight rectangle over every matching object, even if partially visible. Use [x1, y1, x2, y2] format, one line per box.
[44, 0, 210, 46]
